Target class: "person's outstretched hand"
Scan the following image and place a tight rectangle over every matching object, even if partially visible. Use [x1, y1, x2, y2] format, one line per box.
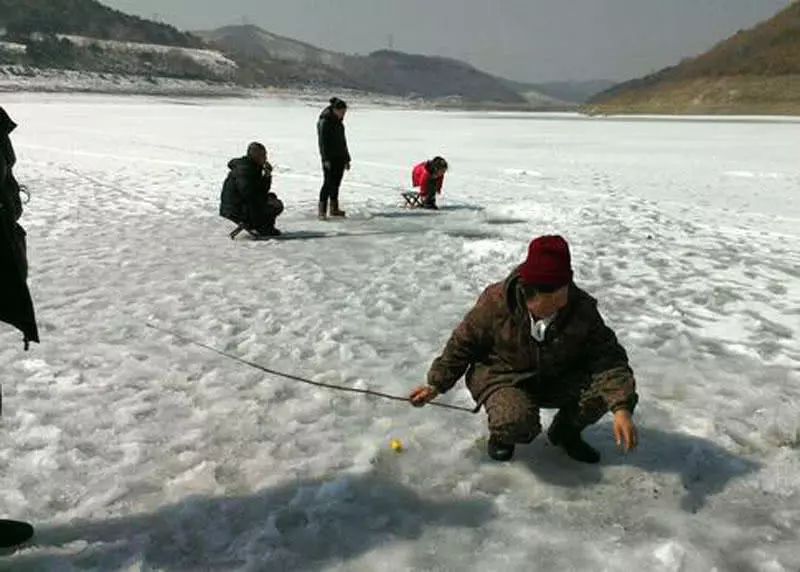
[613, 410, 639, 452]
[409, 385, 438, 407]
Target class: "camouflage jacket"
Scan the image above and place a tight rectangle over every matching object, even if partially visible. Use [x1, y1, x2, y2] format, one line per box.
[427, 268, 637, 412]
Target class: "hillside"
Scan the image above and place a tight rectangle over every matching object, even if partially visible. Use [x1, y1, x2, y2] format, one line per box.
[0, 2, 551, 105]
[356, 50, 526, 104]
[0, 34, 234, 83]
[198, 25, 346, 69]
[0, 0, 202, 47]
[587, 1, 800, 114]
[196, 25, 357, 89]
[199, 25, 539, 105]
[0, 0, 228, 83]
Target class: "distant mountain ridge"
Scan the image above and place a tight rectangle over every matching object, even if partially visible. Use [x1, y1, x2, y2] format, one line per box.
[195, 24, 356, 90]
[0, 0, 563, 107]
[588, 1, 800, 114]
[198, 25, 558, 105]
[197, 25, 345, 68]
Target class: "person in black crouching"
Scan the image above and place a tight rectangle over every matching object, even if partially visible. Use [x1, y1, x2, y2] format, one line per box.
[220, 142, 284, 237]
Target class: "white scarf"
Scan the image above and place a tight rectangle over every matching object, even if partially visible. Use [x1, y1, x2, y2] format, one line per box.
[530, 312, 557, 343]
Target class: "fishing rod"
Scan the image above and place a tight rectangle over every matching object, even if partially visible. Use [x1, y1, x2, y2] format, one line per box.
[146, 324, 477, 414]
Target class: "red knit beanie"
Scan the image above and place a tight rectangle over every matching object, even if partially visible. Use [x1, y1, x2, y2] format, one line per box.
[519, 235, 573, 287]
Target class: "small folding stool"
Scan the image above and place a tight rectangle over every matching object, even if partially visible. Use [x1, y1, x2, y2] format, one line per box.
[401, 191, 423, 208]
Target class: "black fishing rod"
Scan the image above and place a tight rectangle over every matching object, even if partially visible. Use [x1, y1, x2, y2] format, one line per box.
[146, 324, 477, 414]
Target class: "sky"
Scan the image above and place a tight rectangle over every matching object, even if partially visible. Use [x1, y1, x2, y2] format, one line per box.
[100, 0, 793, 83]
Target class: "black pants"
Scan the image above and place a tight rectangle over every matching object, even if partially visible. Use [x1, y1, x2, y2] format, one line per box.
[422, 181, 437, 208]
[242, 195, 283, 233]
[320, 162, 346, 203]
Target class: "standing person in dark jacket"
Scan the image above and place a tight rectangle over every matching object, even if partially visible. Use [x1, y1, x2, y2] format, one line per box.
[410, 235, 639, 463]
[317, 97, 351, 220]
[219, 142, 284, 237]
[0, 106, 37, 548]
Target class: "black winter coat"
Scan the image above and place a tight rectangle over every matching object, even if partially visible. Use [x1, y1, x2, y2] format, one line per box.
[317, 107, 351, 165]
[219, 157, 273, 227]
[0, 107, 38, 348]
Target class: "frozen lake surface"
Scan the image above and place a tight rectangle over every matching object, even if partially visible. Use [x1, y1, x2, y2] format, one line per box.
[1, 93, 799, 571]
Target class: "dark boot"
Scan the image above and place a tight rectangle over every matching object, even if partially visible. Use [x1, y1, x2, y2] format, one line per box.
[329, 199, 346, 218]
[422, 197, 438, 210]
[487, 435, 515, 462]
[0, 519, 34, 549]
[258, 226, 281, 237]
[548, 416, 600, 464]
[318, 201, 328, 220]
[255, 216, 281, 237]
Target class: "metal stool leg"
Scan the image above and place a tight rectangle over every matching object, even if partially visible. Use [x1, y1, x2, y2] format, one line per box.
[230, 223, 246, 240]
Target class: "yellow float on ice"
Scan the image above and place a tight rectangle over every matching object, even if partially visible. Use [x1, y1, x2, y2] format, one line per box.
[390, 439, 404, 452]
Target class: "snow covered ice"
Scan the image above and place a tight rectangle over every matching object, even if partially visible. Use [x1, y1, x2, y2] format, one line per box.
[1, 93, 799, 570]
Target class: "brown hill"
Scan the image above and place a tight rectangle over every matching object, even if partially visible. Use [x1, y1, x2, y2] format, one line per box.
[587, 1, 800, 115]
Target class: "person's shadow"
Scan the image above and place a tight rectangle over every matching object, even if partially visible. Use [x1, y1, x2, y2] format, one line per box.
[511, 423, 760, 513]
[8, 470, 494, 571]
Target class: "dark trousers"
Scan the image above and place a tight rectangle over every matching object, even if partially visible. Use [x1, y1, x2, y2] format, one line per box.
[252, 213, 277, 234]
[421, 180, 437, 208]
[320, 162, 346, 203]
[252, 200, 284, 233]
[484, 381, 638, 445]
[236, 194, 282, 233]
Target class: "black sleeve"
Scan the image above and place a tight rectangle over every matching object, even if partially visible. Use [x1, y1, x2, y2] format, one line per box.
[0, 153, 10, 208]
[342, 125, 351, 164]
[0, 152, 13, 219]
[318, 117, 331, 162]
[233, 170, 250, 198]
[233, 171, 256, 206]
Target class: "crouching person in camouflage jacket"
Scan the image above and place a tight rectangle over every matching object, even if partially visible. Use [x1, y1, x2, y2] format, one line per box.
[410, 235, 639, 463]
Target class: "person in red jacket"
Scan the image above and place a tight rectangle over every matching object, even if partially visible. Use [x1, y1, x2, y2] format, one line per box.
[412, 156, 448, 210]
